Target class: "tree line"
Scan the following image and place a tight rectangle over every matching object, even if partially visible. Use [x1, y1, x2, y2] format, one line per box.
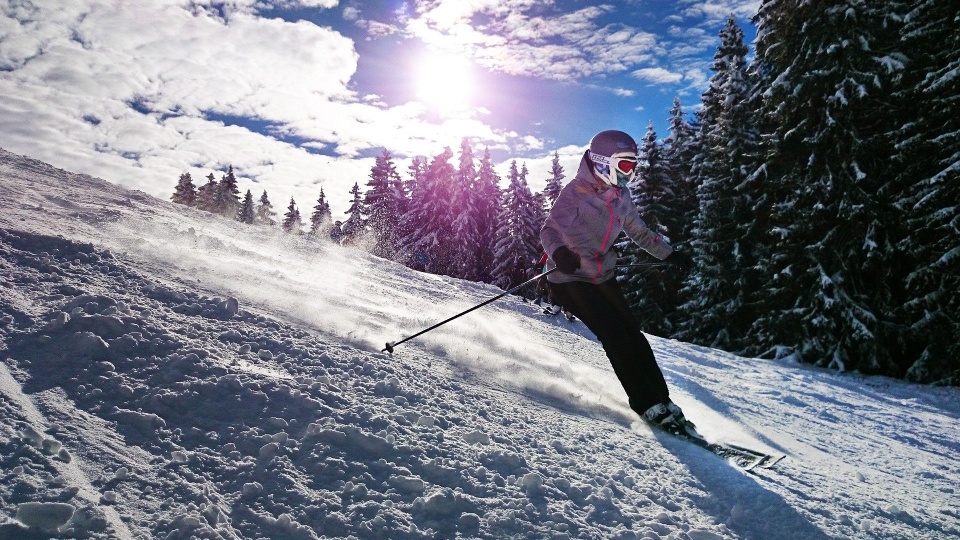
[171, 166, 334, 236]
[171, 0, 957, 385]
[170, 144, 562, 292]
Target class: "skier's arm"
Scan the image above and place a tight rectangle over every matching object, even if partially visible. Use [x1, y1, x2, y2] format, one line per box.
[540, 211, 568, 261]
[621, 196, 673, 260]
[540, 187, 578, 260]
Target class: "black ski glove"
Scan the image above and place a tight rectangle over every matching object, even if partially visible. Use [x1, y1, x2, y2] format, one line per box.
[669, 250, 693, 273]
[552, 246, 581, 274]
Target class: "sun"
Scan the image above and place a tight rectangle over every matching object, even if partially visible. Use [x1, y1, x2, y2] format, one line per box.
[415, 52, 475, 116]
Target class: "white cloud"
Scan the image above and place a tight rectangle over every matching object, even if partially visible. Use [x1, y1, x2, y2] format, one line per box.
[402, 2, 660, 80]
[0, 0, 527, 216]
[631, 67, 683, 84]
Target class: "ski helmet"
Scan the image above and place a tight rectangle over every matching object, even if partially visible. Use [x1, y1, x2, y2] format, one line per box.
[588, 130, 638, 188]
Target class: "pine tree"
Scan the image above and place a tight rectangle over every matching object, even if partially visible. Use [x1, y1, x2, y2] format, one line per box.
[472, 148, 503, 283]
[748, 0, 907, 374]
[450, 139, 482, 280]
[237, 189, 255, 224]
[517, 163, 542, 261]
[619, 122, 681, 336]
[543, 151, 565, 207]
[255, 190, 277, 226]
[680, 16, 763, 350]
[214, 166, 241, 218]
[281, 197, 303, 234]
[363, 149, 406, 258]
[308, 188, 332, 237]
[342, 182, 365, 245]
[400, 148, 457, 275]
[491, 160, 539, 293]
[195, 173, 219, 213]
[171, 172, 197, 206]
[892, 0, 960, 383]
[662, 97, 699, 245]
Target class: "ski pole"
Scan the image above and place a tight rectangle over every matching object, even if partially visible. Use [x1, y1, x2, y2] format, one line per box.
[615, 262, 671, 269]
[383, 267, 558, 354]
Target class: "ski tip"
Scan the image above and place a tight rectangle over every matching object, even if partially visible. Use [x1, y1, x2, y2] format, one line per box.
[382, 342, 395, 354]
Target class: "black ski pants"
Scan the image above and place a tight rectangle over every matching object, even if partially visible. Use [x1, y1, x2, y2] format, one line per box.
[549, 277, 670, 415]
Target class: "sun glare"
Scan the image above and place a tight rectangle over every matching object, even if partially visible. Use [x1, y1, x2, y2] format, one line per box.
[415, 52, 474, 116]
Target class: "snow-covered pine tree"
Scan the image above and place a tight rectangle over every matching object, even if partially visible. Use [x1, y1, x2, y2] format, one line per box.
[679, 16, 763, 350]
[237, 189, 255, 224]
[659, 98, 701, 338]
[748, 0, 906, 374]
[661, 97, 699, 249]
[214, 166, 241, 218]
[450, 139, 482, 280]
[399, 148, 457, 275]
[472, 148, 503, 283]
[342, 182, 366, 245]
[543, 151, 565, 208]
[196, 173, 219, 213]
[892, 0, 959, 383]
[363, 149, 406, 259]
[171, 172, 197, 206]
[281, 197, 303, 234]
[491, 161, 539, 293]
[518, 163, 543, 262]
[618, 122, 681, 337]
[308, 188, 332, 238]
[255, 190, 277, 226]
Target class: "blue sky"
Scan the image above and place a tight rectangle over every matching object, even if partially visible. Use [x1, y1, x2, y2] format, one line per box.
[0, 0, 759, 217]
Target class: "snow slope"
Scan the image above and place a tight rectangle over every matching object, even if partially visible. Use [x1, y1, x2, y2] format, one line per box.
[0, 146, 958, 539]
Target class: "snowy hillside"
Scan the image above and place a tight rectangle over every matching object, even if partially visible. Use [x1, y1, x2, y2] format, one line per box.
[0, 147, 958, 539]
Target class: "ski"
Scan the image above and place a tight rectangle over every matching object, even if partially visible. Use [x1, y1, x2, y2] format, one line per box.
[651, 421, 784, 471]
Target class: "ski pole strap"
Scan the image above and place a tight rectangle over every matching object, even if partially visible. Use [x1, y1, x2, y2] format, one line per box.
[383, 267, 558, 353]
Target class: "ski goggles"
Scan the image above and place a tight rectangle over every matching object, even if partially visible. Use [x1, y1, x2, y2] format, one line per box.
[589, 151, 638, 176]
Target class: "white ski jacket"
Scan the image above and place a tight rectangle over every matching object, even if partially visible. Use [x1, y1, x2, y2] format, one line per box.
[540, 151, 673, 284]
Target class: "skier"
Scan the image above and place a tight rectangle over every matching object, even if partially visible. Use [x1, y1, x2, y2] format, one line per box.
[329, 220, 344, 245]
[540, 129, 693, 433]
[508, 257, 530, 300]
[532, 253, 553, 309]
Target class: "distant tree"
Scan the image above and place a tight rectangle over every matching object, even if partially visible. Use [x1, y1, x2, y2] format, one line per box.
[400, 148, 457, 274]
[281, 197, 303, 234]
[491, 160, 540, 292]
[237, 189, 255, 224]
[517, 163, 543, 258]
[171, 172, 197, 206]
[472, 148, 503, 283]
[214, 166, 241, 218]
[363, 149, 407, 258]
[195, 173, 219, 213]
[661, 97, 699, 242]
[450, 138, 481, 280]
[341, 182, 366, 244]
[543, 151, 565, 207]
[308, 188, 332, 237]
[255, 190, 277, 226]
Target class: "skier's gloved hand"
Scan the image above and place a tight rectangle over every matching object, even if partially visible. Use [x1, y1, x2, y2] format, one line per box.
[669, 250, 693, 273]
[552, 246, 581, 274]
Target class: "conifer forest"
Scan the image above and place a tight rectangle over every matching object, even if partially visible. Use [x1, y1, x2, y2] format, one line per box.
[171, 2, 958, 386]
